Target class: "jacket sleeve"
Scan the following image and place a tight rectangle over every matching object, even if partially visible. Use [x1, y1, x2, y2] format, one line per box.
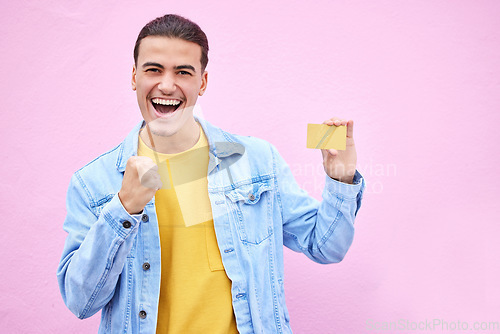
[56, 171, 141, 319]
[271, 144, 365, 264]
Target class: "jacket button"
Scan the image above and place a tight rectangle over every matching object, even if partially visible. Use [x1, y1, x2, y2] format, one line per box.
[248, 193, 255, 201]
[122, 221, 132, 229]
[142, 262, 150, 270]
[139, 310, 147, 319]
[141, 214, 149, 222]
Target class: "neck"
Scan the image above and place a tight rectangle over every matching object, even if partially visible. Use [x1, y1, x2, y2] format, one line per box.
[140, 119, 200, 154]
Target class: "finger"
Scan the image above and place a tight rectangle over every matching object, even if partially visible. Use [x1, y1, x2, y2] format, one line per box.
[140, 178, 157, 189]
[149, 173, 163, 191]
[323, 117, 339, 125]
[139, 156, 158, 171]
[324, 148, 338, 157]
[334, 119, 348, 126]
[140, 169, 161, 188]
[346, 119, 354, 138]
[323, 117, 348, 127]
[136, 159, 158, 176]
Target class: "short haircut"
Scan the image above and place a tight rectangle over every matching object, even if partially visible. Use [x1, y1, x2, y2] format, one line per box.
[134, 14, 209, 71]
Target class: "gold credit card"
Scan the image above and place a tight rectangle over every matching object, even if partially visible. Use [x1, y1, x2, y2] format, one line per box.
[306, 124, 346, 150]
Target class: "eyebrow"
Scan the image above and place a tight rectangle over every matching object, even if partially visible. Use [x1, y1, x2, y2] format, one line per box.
[142, 62, 164, 69]
[174, 65, 196, 73]
[141, 62, 196, 73]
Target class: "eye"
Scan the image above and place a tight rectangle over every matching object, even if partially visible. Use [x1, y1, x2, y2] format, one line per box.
[178, 71, 192, 76]
[145, 68, 160, 73]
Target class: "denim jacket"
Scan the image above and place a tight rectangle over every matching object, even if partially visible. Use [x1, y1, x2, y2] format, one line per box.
[57, 117, 365, 333]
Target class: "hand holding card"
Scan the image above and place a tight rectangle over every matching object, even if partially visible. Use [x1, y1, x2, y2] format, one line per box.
[309, 118, 357, 184]
[306, 123, 347, 150]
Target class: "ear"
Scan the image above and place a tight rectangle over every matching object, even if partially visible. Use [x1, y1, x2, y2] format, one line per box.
[198, 71, 208, 96]
[131, 65, 137, 91]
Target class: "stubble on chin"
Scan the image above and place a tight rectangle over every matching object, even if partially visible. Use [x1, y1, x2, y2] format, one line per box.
[147, 121, 173, 138]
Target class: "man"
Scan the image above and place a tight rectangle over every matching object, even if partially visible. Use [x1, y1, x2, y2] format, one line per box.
[57, 14, 365, 333]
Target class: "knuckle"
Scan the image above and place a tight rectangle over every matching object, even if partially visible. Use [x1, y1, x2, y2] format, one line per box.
[127, 157, 137, 167]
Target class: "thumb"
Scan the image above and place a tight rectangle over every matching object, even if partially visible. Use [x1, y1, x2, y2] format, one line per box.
[346, 120, 354, 138]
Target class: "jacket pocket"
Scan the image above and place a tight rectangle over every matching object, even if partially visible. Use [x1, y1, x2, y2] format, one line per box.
[225, 180, 273, 244]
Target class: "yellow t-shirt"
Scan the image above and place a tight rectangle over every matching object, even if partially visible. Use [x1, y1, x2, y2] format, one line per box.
[137, 125, 238, 333]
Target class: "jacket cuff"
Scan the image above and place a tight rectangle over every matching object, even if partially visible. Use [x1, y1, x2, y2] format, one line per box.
[101, 194, 141, 239]
[324, 170, 365, 199]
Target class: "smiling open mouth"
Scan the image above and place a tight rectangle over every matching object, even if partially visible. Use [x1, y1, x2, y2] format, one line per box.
[151, 98, 182, 115]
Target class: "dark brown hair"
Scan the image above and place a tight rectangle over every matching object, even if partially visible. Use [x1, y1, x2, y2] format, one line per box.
[134, 14, 209, 71]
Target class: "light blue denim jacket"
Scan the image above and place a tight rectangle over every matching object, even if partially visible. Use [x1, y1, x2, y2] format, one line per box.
[57, 117, 365, 333]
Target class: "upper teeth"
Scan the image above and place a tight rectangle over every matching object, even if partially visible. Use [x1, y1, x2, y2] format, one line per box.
[152, 98, 181, 106]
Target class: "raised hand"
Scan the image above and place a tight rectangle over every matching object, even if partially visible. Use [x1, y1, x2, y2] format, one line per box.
[118, 156, 162, 214]
[321, 118, 357, 184]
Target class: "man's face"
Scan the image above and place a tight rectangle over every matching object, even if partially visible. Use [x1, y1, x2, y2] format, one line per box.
[132, 36, 207, 138]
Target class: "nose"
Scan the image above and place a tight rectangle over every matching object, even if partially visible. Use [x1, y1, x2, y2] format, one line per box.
[158, 73, 176, 94]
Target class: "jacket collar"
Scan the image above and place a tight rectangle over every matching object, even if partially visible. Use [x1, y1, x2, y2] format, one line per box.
[116, 115, 244, 173]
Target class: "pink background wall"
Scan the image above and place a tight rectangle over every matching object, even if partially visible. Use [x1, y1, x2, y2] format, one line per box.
[1, 1, 499, 333]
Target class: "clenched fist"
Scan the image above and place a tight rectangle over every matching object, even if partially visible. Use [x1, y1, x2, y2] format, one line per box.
[118, 156, 162, 214]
